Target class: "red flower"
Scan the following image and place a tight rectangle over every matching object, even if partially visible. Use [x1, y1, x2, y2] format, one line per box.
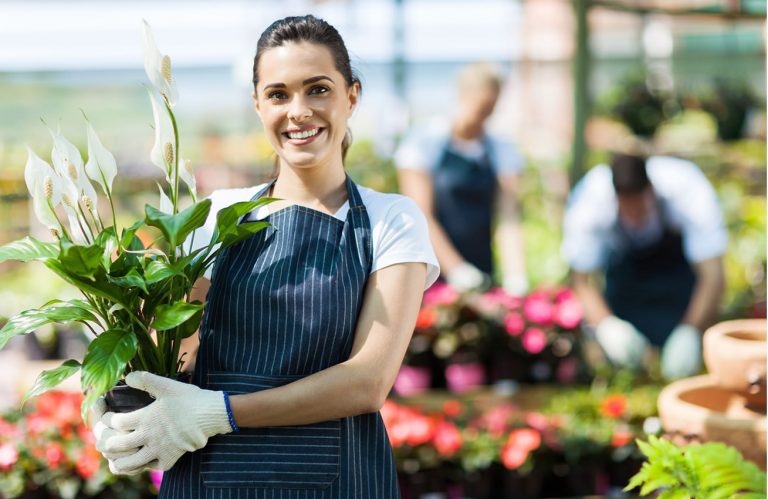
[522, 328, 547, 354]
[523, 291, 554, 326]
[506, 428, 541, 452]
[433, 420, 463, 457]
[442, 400, 463, 418]
[45, 443, 65, 469]
[75, 446, 102, 480]
[415, 307, 438, 329]
[611, 425, 634, 447]
[480, 404, 517, 437]
[0, 418, 21, 439]
[601, 395, 628, 419]
[501, 444, 529, 469]
[503, 312, 525, 336]
[524, 412, 549, 432]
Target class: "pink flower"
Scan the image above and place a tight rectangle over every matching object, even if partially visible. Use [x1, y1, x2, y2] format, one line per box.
[501, 445, 529, 469]
[46, 443, 65, 469]
[150, 469, 164, 489]
[0, 443, 18, 470]
[480, 404, 517, 436]
[445, 362, 486, 393]
[556, 357, 578, 384]
[523, 292, 554, 325]
[393, 365, 432, 396]
[522, 328, 547, 354]
[554, 298, 582, 330]
[506, 428, 541, 452]
[504, 312, 525, 336]
[524, 412, 549, 432]
[423, 282, 459, 306]
[433, 420, 463, 457]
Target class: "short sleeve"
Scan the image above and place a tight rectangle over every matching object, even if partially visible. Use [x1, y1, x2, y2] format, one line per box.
[489, 136, 524, 176]
[649, 157, 728, 263]
[560, 166, 614, 272]
[393, 130, 445, 172]
[371, 196, 440, 290]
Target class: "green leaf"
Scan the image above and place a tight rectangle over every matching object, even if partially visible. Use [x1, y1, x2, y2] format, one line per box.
[94, 226, 118, 269]
[45, 259, 126, 306]
[107, 268, 148, 294]
[145, 258, 183, 285]
[212, 198, 275, 245]
[80, 329, 137, 421]
[59, 238, 104, 278]
[0, 236, 58, 262]
[121, 220, 145, 250]
[0, 301, 98, 349]
[175, 302, 204, 339]
[145, 199, 211, 249]
[218, 221, 271, 251]
[21, 359, 81, 407]
[153, 302, 204, 331]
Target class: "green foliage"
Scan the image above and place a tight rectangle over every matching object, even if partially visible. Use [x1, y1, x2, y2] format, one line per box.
[626, 435, 767, 498]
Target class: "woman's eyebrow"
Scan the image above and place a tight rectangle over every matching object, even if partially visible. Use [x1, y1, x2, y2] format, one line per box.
[263, 75, 334, 91]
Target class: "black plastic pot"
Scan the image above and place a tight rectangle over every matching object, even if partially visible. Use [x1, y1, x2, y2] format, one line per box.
[105, 372, 191, 413]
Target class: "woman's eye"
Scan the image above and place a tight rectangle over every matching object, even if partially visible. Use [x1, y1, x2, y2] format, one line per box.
[309, 86, 329, 95]
[267, 91, 287, 100]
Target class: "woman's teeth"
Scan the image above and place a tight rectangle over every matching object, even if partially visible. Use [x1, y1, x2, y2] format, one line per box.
[287, 129, 319, 140]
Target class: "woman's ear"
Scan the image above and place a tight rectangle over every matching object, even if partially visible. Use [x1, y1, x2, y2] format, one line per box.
[347, 81, 360, 115]
[251, 90, 261, 115]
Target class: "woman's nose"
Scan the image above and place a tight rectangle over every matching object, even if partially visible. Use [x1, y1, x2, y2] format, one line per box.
[287, 95, 312, 122]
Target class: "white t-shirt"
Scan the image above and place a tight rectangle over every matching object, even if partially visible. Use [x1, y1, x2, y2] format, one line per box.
[561, 156, 727, 273]
[186, 183, 440, 289]
[394, 124, 523, 176]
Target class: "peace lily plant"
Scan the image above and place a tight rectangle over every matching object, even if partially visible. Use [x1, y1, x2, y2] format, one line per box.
[0, 21, 273, 421]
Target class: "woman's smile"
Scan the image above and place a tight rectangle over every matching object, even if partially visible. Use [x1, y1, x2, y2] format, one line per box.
[282, 126, 325, 145]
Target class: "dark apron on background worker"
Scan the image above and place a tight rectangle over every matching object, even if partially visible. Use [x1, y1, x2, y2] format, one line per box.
[433, 136, 498, 276]
[159, 176, 399, 498]
[604, 199, 696, 347]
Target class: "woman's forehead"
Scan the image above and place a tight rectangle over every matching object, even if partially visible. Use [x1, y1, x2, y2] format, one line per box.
[257, 42, 340, 86]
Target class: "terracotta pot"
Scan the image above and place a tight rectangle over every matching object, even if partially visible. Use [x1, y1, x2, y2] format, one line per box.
[658, 374, 767, 469]
[703, 319, 766, 409]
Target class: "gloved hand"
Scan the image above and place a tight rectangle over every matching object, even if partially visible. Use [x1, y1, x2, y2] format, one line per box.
[446, 262, 490, 293]
[595, 315, 649, 369]
[661, 324, 702, 380]
[503, 273, 529, 296]
[91, 396, 140, 475]
[98, 371, 234, 474]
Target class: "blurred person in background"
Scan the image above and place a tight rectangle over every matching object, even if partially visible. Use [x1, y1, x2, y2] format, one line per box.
[562, 152, 726, 380]
[395, 62, 528, 295]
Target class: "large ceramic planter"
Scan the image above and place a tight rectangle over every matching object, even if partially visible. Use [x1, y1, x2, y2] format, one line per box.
[703, 319, 766, 409]
[658, 374, 767, 469]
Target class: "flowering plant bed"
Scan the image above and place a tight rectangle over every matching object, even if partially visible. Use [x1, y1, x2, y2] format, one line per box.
[0, 391, 156, 499]
[395, 283, 586, 395]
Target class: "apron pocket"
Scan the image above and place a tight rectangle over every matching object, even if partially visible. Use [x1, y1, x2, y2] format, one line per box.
[200, 371, 341, 489]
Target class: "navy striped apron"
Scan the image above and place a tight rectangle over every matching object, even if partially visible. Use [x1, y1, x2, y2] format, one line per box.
[159, 176, 400, 498]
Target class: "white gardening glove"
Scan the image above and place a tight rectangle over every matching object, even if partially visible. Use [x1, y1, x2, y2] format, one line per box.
[661, 324, 702, 380]
[91, 397, 139, 468]
[595, 315, 649, 369]
[446, 262, 490, 293]
[503, 273, 529, 296]
[99, 371, 234, 475]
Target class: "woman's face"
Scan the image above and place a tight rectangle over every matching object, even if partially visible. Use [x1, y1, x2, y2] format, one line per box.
[253, 42, 359, 171]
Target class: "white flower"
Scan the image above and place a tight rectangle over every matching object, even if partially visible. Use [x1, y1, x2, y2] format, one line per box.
[177, 158, 197, 201]
[148, 90, 176, 178]
[84, 122, 118, 196]
[143, 19, 178, 107]
[157, 184, 174, 214]
[48, 127, 98, 211]
[24, 147, 60, 229]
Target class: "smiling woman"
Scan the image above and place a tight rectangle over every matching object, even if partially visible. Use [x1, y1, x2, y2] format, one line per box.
[92, 14, 440, 499]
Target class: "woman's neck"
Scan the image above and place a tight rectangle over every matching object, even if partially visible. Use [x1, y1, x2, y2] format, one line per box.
[270, 162, 348, 213]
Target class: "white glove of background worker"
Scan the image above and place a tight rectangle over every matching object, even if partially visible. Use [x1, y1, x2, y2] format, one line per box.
[446, 262, 490, 292]
[595, 315, 649, 369]
[97, 371, 234, 474]
[661, 324, 702, 380]
[503, 273, 529, 297]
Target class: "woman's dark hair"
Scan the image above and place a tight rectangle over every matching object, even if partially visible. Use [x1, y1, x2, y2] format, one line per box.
[253, 15, 360, 163]
[610, 152, 651, 194]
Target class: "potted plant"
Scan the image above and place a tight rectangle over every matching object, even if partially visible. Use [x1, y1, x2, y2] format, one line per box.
[0, 21, 274, 420]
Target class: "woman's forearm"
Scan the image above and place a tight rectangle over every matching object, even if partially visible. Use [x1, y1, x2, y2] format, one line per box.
[228, 358, 378, 428]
